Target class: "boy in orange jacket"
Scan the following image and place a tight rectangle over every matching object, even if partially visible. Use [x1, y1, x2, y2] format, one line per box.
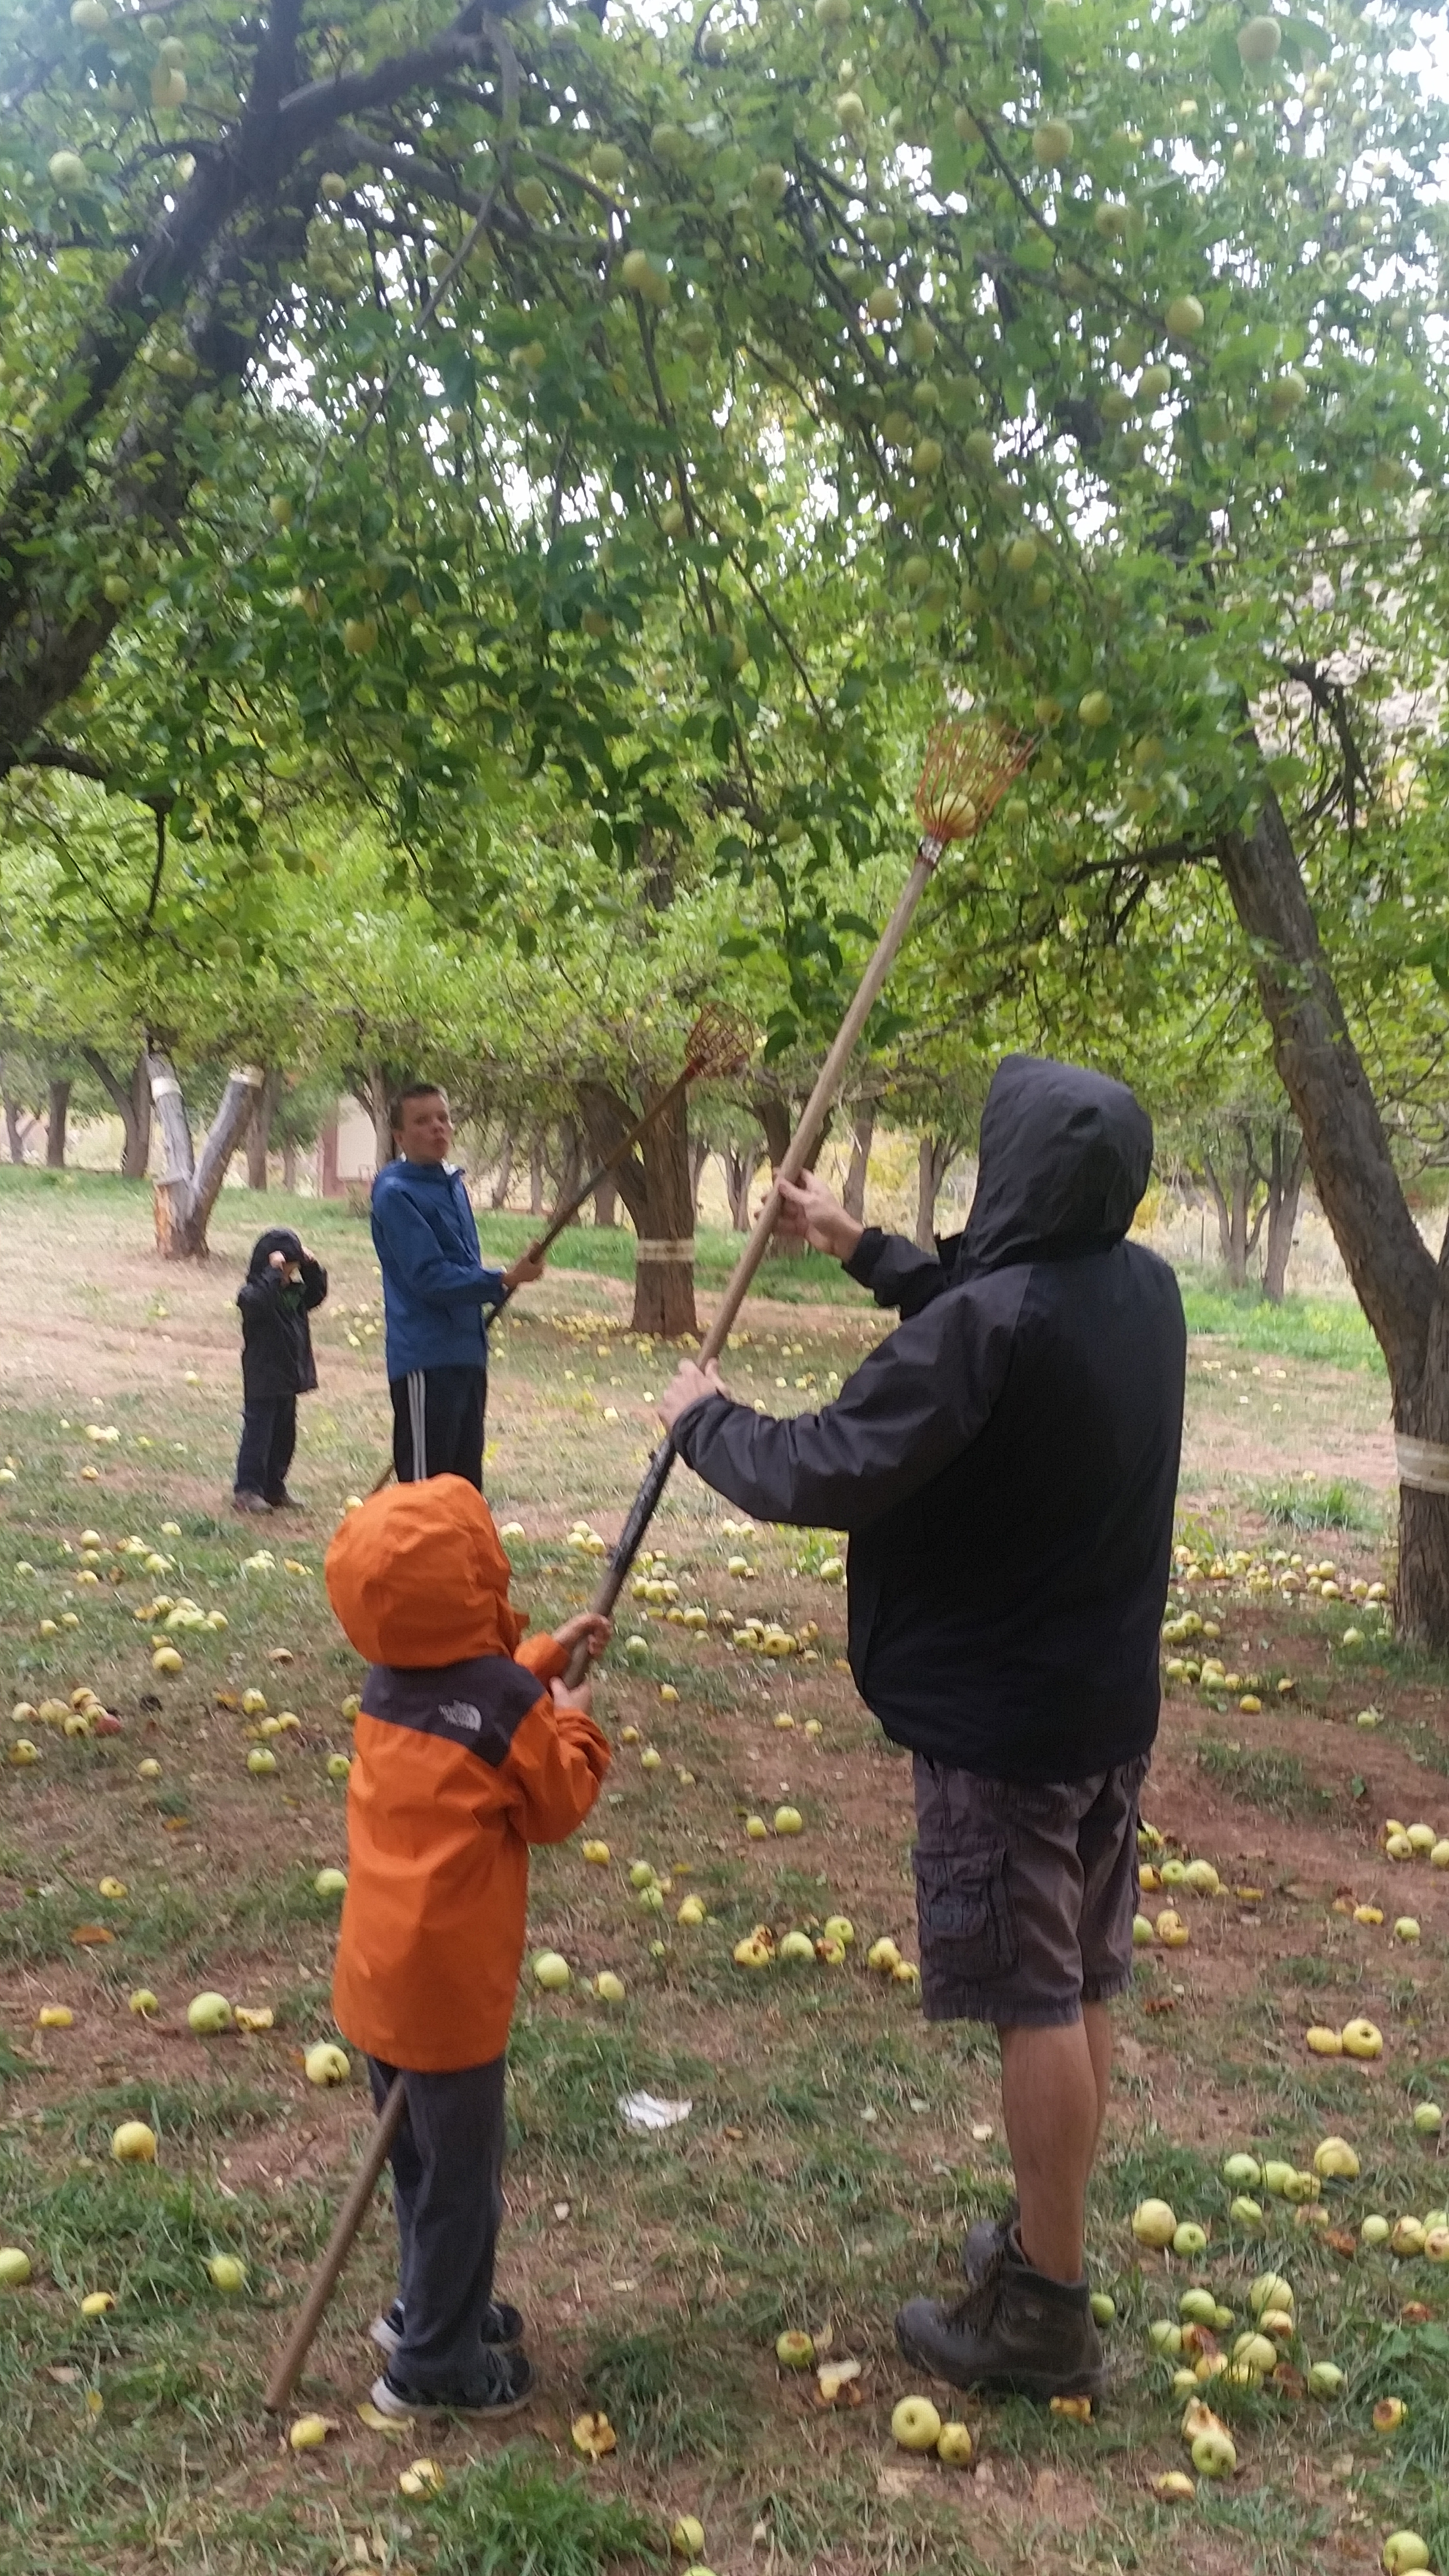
[324, 1474, 610, 2419]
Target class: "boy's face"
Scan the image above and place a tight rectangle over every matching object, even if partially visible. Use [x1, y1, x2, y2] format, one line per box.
[397, 1091, 452, 1164]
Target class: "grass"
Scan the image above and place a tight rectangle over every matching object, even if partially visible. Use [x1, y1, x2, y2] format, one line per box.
[1, 1160, 1445, 2576]
[1177, 1269, 1387, 1372]
[1192, 1736, 1339, 1817]
[1255, 1474, 1381, 1532]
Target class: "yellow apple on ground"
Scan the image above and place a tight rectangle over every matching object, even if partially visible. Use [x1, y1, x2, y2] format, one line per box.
[773, 1806, 803, 1835]
[1250, 2273, 1293, 2316]
[1131, 2198, 1177, 2248]
[304, 2043, 351, 2086]
[1172, 2222, 1207, 2257]
[1381, 2537, 1430, 2574]
[1373, 2397, 1406, 2431]
[1230, 2196, 1264, 2229]
[1154, 2469, 1196, 2500]
[778, 1931, 816, 1963]
[775, 2330, 815, 2369]
[112, 2121, 157, 2162]
[36, 2005, 73, 2029]
[289, 2414, 331, 2449]
[1090, 2292, 1116, 2326]
[398, 2459, 444, 2496]
[582, 1840, 610, 1865]
[314, 1868, 347, 1898]
[1361, 2214, 1391, 2246]
[676, 1896, 706, 1927]
[152, 1645, 183, 1674]
[936, 2421, 974, 2463]
[187, 1991, 232, 2034]
[80, 2289, 116, 2315]
[891, 2394, 943, 2451]
[137, 1757, 162, 1781]
[533, 1951, 570, 1990]
[129, 1989, 159, 2016]
[1314, 2138, 1360, 2180]
[1223, 2153, 1261, 2188]
[207, 2254, 246, 2292]
[1308, 2360, 1346, 2397]
[1191, 2426, 1237, 2477]
[1342, 2019, 1384, 2059]
[745, 1815, 768, 1839]
[0, 2248, 33, 2285]
[1306, 2025, 1344, 2055]
[246, 1748, 277, 1776]
[594, 1972, 626, 2004]
[671, 2518, 706, 2558]
[1413, 2102, 1443, 2135]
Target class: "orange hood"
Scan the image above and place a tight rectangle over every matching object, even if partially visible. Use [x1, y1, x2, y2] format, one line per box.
[325, 1475, 524, 1667]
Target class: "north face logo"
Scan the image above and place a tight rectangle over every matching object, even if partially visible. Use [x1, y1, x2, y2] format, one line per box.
[438, 1701, 483, 1735]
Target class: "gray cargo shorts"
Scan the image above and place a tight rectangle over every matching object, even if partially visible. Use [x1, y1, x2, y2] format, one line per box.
[912, 1753, 1150, 2029]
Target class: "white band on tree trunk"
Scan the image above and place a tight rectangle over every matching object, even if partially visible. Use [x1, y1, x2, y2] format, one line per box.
[634, 1238, 696, 1264]
[149, 1075, 182, 1100]
[1395, 1434, 1449, 1493]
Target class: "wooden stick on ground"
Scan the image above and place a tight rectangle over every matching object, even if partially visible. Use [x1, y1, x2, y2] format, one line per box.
[262, 2076, 406, 2413]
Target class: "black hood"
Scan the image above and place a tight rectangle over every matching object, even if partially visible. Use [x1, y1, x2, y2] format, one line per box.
[247, 1227, 304, 1279]
[952, 1055, 1153, 1276]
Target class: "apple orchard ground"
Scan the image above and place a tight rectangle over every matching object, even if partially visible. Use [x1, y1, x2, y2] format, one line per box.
[0, 1167, 1446, 2576]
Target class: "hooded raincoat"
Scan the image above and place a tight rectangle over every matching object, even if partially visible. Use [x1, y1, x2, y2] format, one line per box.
[672, 1056, 1186, 1782]
[325, 1476, 610, 2071]
[236, 1229, 327, 1399]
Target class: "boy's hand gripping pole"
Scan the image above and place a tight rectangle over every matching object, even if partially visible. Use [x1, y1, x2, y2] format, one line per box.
[561, 717, 1031, 1689]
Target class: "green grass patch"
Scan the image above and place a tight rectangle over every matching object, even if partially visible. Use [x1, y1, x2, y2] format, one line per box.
[1255, 1475, 1380, 1532]
[579, 2320, 757, 2471]
[1193, 1736, 1338, 1818]
[1178, 1271, 1385, 1372]
[419, 2446, 665, 2573]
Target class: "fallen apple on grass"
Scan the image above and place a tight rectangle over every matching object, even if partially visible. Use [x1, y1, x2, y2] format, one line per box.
[1131, 2198, 1177, 2248]
[207, 2254, 246, 2292]
[288, 2414, 333, 2450]
[129, 1989, 159, 2016]
[890, 2394, 942, 2451]
[304, 2042, 350, 2086]
[671, 2515, 706, 2557]
[775, 2330, 815, 2369]
[111, 2121, 157, 2162]
[0, 2248, 33, 2286]
[533, 1951, 570, 1991]
[187, 1992, 232, 2035]
[313, 1868, 347, 1898]
[1381, 2535, 1430, 2574]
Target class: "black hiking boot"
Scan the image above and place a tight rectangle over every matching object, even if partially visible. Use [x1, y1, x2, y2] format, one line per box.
[232, 1490, 272, 1515]
[960, 2196, 1019, 2279]
[896, 2230, 1107, 2402]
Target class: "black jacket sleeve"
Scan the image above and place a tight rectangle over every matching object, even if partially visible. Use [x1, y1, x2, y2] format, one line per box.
[845, 1226, 952, 1318]
[299, 1255, 328, 1311]
[672, 1273, 1028, 1530]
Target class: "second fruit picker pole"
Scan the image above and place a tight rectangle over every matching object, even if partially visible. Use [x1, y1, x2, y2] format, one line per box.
[561, 716, 1031, 1687]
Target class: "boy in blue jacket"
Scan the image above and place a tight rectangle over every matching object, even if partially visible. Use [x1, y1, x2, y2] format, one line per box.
[371, 1085, 545, 1490]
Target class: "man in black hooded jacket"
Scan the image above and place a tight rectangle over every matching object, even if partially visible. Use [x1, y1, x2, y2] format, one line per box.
[659, 1057, 1185, 2401]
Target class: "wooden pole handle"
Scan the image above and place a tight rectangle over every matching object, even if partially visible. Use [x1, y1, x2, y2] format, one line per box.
[262, 2075, 406, 2413]
[560, 838, 943, 1688]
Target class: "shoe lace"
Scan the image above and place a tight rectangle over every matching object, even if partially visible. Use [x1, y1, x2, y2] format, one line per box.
[943, 2237, 1007, 2334]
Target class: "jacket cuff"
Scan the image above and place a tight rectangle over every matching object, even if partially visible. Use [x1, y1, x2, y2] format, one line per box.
[843, 1227, 888, 1289]
[516, 1633, 567, 1683]
[669, 1390, 734, 1461]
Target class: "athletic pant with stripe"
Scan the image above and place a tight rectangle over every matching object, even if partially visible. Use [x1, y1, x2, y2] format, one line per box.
[389, 1365, 486, 1491]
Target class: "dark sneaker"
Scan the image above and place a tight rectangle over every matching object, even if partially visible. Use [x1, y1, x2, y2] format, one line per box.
[268, 1489, 307, 1511]
[896, 2236, 1106, 2402]
[961, 2196, 1020, 2279]
[370, 2349, 534, 2421]
[370, 2297, 525, 2360]
[232, 1491, 272, 1515]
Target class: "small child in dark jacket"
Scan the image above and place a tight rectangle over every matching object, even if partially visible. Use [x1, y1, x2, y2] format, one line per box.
[233, 1227, 327, 1515]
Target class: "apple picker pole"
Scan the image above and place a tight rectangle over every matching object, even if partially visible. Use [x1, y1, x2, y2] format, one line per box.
[261, 722, 1028, 2406]
[561, 714, 1032, 1689]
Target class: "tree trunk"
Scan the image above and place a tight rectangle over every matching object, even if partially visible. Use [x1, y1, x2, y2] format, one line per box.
[580, 1078, 698, 1337]
[1217, 789, 1447, 1642]
[490, 1129, 514, 1210]
[1, 1075, 23, 1164]
[245, 1065, 283, 1189]
[81, 1047, 151, 1180]
[594, 1171, 618, 1228]
[1262, 1125, 1309, 1305]
[555, 1118, 584, 1224]
[689, 1133, 709, 1219]
[1202, 1140, 1266, 1290]
[46, 1078, 71, 1169]
[147, 1053, 264, 1258]
[722, 1141, 760, 1231]
[844, 1104, 875, 1224]
[915, 1134, 959, 1252]
[529, 1133, 546, 1217]
[281, 1136, 299, 1191]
